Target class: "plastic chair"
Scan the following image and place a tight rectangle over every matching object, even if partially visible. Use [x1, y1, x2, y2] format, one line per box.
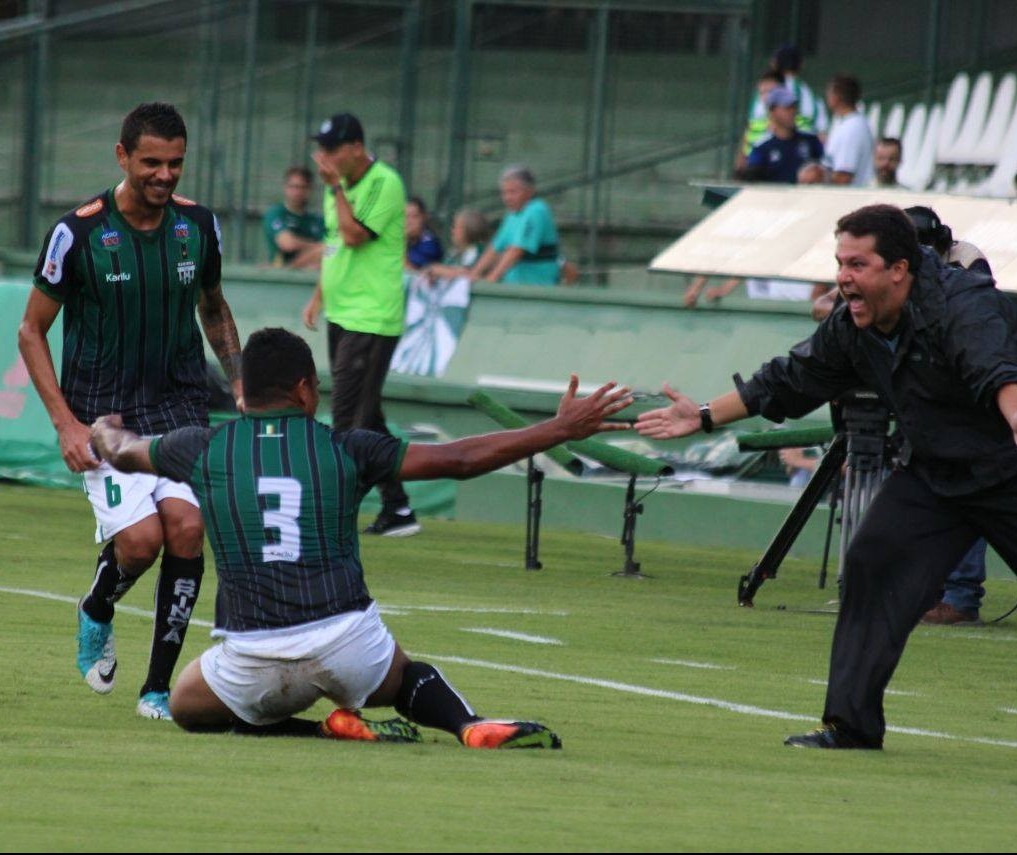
[902, 104, 942, 190]
[970, 73, 1016, 166]
[972, 103, 1017, 197]
[896, 104, 927, 188]
[864, 101, 882, 140]
[882, 102, 905, 139]
[945, 71, 992, 164]
[936, 72, 970, 162]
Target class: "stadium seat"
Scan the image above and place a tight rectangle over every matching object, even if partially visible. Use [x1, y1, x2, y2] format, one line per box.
[970, 73, 1016, 166]
[896, 103, 927, 188]
[881, 102, 905, 139]
[901, 104, 942, 191]
[943, 71, 991, 165]
[936, 72, 970, 162]
[864, 101, 881, 140]
[971, 103, 1017, 197]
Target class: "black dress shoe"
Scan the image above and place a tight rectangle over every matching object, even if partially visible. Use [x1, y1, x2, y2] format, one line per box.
[784, 724, 881, 749]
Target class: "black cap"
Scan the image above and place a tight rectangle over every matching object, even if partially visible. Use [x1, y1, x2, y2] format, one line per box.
[904, 205, 951, 250]
[772, 43, 802, 73]
[310, 113, 364, 149]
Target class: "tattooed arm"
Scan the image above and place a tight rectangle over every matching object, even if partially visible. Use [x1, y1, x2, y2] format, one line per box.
[197, 282, 244, 409]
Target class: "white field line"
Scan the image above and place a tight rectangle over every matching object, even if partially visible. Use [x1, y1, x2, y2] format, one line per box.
[421, 653, 1017, 750]
[461, 627, 563, 645]
[806, 677, 920, 698]
[5, 586, 1016, 749]
[0, 586, 216, 628]
[651, 658, 736, 671]
[0, 586, 565, 619]
[914, 630, 1017, 643]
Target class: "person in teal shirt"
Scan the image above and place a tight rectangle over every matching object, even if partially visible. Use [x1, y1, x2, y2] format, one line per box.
[262, 166, 325, 269]
[470, 165, 561, 286]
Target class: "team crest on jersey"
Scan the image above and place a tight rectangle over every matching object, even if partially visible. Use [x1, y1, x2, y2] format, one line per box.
[75, 199, 104, 218]
[174, 221, 190, 240]
[171, 194, 197, 206]
[176, 259, 197, 285]
[101, 230, 121, 249]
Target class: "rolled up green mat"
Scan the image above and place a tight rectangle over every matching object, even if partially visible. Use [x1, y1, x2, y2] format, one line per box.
[566, 436, 674, 476]
[467, 390, 583, 474]
[736, 425, 834, 451]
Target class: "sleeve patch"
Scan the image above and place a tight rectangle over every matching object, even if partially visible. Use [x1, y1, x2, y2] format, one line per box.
[75, 199, 104, 218]
[41, 222, 74, 285]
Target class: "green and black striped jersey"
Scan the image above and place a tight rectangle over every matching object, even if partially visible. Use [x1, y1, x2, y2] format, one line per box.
[151, 411, 408, 632]
[33, 189, 223, 433]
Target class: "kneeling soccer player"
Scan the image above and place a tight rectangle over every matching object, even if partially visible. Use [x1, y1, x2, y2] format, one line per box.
[90, 327, 632, 748]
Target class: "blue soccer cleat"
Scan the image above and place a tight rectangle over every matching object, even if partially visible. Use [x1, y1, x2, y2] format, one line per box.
[136, 690, 173, 721]
[76, 599, 116, 694]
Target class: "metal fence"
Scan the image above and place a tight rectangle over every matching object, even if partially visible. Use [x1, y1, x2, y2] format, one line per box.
[3, 0, 1017, 268]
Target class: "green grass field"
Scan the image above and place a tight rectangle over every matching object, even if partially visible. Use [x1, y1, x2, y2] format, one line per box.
[3, 482, 1017, 852]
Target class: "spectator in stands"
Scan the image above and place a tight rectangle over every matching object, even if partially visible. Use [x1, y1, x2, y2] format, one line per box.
[743, 44, 829, 153]
[736, 70, 786, 172]
[425, 207, 490, 281]
[872, 137, 903, 188]
[822, 74, 875, 186]
[262, 166, 325, 269]
[797, 161, 827, 184]
[469, 165, 561, 286]
[737, 86, 824, 184]
[405, 196, 444, 271]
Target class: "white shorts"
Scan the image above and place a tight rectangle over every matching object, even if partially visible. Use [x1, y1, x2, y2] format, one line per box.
[199, 602, 396, 726]
[83, 458, 199, 543]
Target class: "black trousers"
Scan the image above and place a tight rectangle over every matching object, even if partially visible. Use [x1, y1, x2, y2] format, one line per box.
[824, 467, 1017, 745]
[327, 322, 409, 509]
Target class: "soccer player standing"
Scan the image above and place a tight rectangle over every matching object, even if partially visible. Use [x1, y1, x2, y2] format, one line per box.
[17, 102, 243, 720]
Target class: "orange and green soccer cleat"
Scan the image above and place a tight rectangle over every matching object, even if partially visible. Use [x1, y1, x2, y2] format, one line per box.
[459, 719, 562, 749]
[321, 709, 421, 743]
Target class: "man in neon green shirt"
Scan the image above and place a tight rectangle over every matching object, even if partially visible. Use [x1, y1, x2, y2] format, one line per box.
[301, 112, 418, 536]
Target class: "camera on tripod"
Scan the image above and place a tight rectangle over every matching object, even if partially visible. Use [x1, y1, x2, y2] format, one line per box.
[736, 388, 894, 606]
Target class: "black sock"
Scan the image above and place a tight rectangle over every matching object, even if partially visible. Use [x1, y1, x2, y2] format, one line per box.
[232, 718, 326, 738]
[140, 553, 204, 696]
[81, 541, 140, 623]
[394, 661, 482, 736]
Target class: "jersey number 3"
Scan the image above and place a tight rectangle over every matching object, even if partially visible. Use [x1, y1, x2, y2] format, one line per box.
[257, 476, 302, 563]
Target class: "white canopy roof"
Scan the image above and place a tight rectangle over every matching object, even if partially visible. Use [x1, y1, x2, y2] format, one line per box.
[649, 186, 1017, 292]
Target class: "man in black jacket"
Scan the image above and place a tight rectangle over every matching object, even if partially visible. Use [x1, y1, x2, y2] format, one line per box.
[636, 203, 1017, 749]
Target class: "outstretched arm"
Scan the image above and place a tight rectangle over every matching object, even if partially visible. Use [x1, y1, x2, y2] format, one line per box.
[635, 385, 748, 440]
[399, 375, 633, 480]
[90, 415, 156, 474]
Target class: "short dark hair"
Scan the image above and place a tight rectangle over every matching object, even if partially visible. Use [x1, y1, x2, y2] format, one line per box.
[836, 204, 922, 272]
[284, 166, 313, 184]
[877, 136, 902, 154]
[758, 69, 784, 86]
[241, 328, 316, 406]
[772, 44, 802, 74]
[828, 74, 862, 108]
[120, 102, 187, 153]
[407, 196, 428, 214]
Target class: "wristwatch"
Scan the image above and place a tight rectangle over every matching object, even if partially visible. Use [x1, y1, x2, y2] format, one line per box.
[699, 403, 714, 434]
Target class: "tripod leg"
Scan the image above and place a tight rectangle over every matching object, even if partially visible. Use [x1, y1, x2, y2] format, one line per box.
[818, 467, 842, 589]
[525, 458, 543, 570]
[738, 434, 846, 605]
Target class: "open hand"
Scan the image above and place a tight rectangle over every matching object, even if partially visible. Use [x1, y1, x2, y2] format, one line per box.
[634, 383, 701, 439]
[555, 374, 633, 438]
